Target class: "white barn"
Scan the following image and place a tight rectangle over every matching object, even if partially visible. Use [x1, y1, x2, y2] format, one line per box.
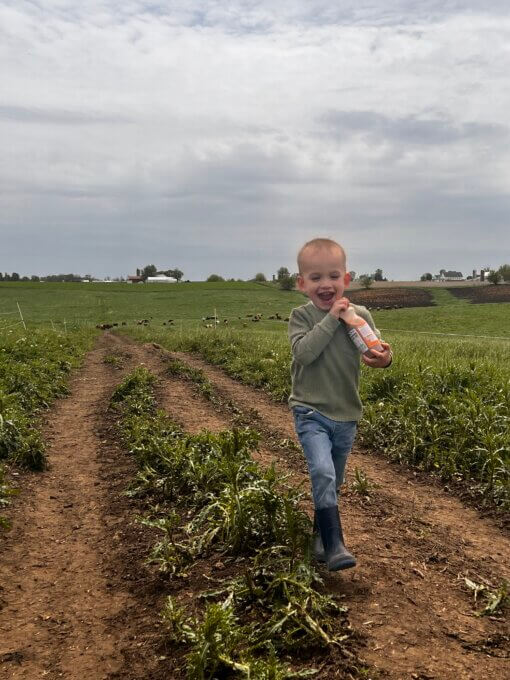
[147, 275, 177, 283]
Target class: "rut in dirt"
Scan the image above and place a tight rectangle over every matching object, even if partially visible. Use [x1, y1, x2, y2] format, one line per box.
[0, 334, 165, 680]
[114, 335, 509, 680]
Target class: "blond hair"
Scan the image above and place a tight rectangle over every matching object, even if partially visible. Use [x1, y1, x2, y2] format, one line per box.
[297, 238, 347, 273]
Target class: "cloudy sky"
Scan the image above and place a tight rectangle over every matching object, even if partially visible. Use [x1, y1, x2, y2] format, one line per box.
[2, 1, 509, 280]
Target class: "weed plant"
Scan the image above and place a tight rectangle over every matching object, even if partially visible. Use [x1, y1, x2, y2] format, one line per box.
[112, 367, 359, 677]
[463, 577, 509, 617]
[166, 357, 215, 400]
[0, 328, 95, 469]
[124, 327, 510, 509]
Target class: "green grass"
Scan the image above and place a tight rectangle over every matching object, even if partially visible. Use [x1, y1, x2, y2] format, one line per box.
[0, 281, 304, 332]
[0, 326, 95, 471]
[2, 280, 510, 338]
[374, 302, 510, 338]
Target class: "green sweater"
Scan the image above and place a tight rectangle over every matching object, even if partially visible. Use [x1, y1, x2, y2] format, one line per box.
[288, 301, 380, 422]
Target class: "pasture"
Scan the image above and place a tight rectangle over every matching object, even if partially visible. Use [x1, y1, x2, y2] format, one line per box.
[1, 280, 510, 336]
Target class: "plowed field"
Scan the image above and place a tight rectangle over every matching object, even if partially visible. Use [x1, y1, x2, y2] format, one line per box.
[448, 284, 510, 303]
[347, 288, 434, 309]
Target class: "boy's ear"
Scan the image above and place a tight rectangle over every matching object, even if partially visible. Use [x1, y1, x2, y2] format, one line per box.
[344, 272, 351, 287]
[296, 274, 306, 291]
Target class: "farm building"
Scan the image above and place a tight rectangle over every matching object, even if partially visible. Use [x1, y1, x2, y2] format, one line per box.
[127, 275, 144, 284]
[146, 275, 177, 283]
[435, 270, 463, 281]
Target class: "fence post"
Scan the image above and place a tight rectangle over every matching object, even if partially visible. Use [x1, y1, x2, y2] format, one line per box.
[16, 302, 27, 330]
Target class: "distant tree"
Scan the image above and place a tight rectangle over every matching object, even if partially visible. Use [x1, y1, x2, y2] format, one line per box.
[348, 271, 356, 282]
[373, 268, 384, 281]
[498, 264, 510, 282]
[207, 274, 224, 282]
[277, 266, 290, 281]
[44, 273, 81, 282]
[254, 272, 266, 282]
[280, 274, 297, 291]
[142, 264, 157, 280]
[170, 268, 184, 282]
[11, 272, 20, 281]
[161, 268, 183, 282]
[420, 272, 433, 281]
[487, 270, 502, 285]
[359, 274, 373, 289]
[3, 273, 11, 281]
[21, 276, 29, 281]
[0, 273, 3, 281]
[136, 268, 141, 277]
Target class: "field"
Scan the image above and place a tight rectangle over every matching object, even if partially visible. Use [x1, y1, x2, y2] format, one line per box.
[447, 283, 510, 304]
[347, 287, 433, 308]
[0, 282, 509, 679]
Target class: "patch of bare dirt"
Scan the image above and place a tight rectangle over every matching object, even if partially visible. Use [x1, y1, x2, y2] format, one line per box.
[347, 288, 434, 309]
[447, 284, 510, 303]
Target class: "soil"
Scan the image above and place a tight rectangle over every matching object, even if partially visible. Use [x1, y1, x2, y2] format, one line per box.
[0, 332, 508, 680]
[447, 284, 510, 304]
[347, 288, 434, 309]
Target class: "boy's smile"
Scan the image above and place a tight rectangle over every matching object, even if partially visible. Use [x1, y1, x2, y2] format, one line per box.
[297, 247, 350, 311]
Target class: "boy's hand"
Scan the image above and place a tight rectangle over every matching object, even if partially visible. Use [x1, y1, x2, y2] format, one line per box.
[328, 296, 350, 320]
[361, 342, 393, 368]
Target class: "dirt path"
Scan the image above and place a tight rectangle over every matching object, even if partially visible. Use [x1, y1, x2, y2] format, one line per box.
[1, 333, 508, 680]
[112, 337, 509, 680]
[0, 335, 165, 680]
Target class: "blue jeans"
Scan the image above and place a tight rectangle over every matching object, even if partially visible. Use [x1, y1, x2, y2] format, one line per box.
[293, 406, 357, 510]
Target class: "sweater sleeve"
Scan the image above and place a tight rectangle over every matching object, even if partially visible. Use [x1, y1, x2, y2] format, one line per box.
[288, 307, 340, 366]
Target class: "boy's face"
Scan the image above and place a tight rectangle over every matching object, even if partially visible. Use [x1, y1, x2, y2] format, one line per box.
[297, 246, 350, 311]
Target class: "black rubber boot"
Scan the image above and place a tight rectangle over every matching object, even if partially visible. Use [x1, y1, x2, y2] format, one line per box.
[312, 512, 325, 563]
[316, 506, 356, 571]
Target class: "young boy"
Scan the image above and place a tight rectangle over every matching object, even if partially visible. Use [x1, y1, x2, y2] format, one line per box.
[289, 238, 392, 571]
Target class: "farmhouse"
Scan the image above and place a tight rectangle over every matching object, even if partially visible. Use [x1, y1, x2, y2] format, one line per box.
[127, 275, 144, 284]
[435, 270, 463, 281]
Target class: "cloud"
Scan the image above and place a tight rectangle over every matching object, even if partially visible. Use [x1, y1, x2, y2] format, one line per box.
[0, 104, 131, 125]
[320, 110, 507, 146]
[1, 1, 510, 280]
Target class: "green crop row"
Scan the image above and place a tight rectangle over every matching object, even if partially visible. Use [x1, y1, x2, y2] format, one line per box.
[111, 367, 364, 679]
[0, 327, 95, 472]
[123, 327, 510, 510]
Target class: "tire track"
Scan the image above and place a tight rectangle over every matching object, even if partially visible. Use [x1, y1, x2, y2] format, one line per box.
[0, 334, 164, 680]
